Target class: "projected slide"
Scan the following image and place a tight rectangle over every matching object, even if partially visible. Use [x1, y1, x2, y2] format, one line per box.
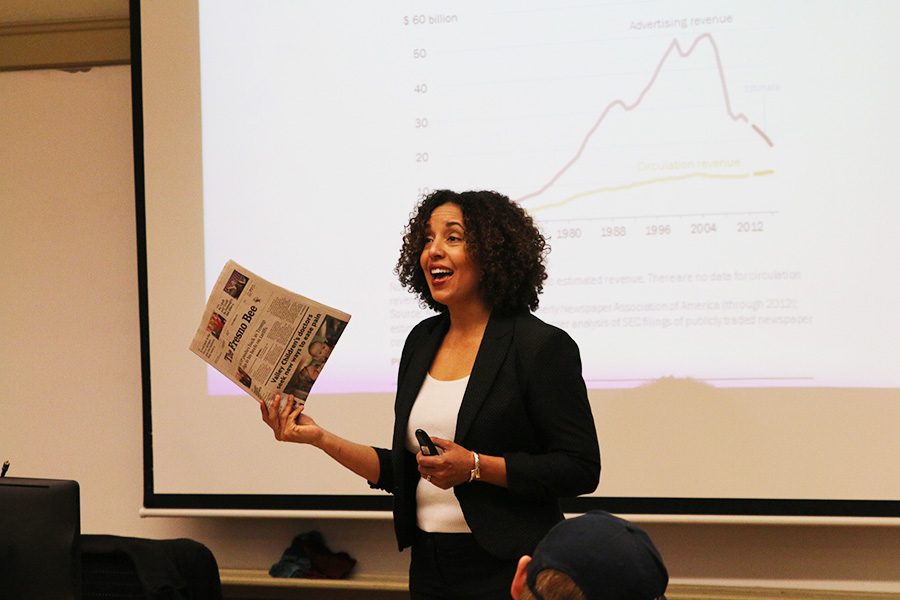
[198, 0, 900, 393]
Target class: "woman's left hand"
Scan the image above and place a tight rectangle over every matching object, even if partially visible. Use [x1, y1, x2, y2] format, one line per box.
[417, 437, 475, 489]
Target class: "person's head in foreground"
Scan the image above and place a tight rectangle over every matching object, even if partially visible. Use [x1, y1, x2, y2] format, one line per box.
[510, 511, 668, 600]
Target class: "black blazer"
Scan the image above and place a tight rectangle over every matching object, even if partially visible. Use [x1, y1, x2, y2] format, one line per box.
[371, 311, 601, 559]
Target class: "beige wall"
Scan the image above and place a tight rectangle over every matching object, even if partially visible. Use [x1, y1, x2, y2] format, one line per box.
[1, 13, 899, 596]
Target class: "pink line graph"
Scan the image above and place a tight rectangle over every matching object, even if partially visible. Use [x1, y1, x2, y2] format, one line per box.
[516, 33, 774, 204]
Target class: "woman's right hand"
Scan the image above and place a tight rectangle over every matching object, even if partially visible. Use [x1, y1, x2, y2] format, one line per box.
[258, 393, 324, 445]
[260, 393, 381, 484]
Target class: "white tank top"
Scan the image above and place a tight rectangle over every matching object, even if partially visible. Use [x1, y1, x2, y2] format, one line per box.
[406, 373, 471, 533]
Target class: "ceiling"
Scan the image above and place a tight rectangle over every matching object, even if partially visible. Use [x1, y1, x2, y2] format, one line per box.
[0, 0, 128, 24]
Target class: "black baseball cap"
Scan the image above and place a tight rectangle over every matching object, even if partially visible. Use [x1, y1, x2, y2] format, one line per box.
[526, 511, 668, 600]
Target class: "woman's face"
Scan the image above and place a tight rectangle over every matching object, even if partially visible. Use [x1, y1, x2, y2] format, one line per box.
[304, 362, 322, 380]
[419, 202, 482, 311]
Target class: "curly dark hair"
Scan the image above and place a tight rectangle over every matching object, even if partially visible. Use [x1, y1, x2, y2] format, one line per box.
[395, 189, 549, 314]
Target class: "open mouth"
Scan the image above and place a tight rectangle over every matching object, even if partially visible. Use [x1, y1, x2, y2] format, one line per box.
[430, 268, 453, 283]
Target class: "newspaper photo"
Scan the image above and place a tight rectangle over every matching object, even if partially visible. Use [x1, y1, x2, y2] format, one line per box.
[190, 260, 350, 408]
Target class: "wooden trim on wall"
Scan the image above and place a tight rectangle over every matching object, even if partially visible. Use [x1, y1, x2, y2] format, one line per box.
[218, 570, 899, 600]
[0, 17, 130, 71]
[665, 584, 897, 600]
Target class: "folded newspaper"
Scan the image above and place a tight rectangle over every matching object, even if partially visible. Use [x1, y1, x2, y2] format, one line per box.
[190, 260, 350, 408]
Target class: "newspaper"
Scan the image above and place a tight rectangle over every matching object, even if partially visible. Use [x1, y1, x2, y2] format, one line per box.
[190, 260, 350, 408]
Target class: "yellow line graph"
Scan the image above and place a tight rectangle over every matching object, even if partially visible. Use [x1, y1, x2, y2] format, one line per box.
[528, 169, 775, 213]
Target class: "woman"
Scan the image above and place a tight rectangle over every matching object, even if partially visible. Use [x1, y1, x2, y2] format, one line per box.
[260, 190, 600, 599]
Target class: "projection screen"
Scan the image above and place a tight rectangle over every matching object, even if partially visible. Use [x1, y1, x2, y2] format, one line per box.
[135, 0, 900, 518]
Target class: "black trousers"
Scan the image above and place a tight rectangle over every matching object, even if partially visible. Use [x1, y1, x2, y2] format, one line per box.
[409, 529, 519, 600]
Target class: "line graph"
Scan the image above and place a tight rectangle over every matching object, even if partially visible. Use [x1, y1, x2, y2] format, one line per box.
[529, 169, 775, 213]
[514, 33, 774, 205]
